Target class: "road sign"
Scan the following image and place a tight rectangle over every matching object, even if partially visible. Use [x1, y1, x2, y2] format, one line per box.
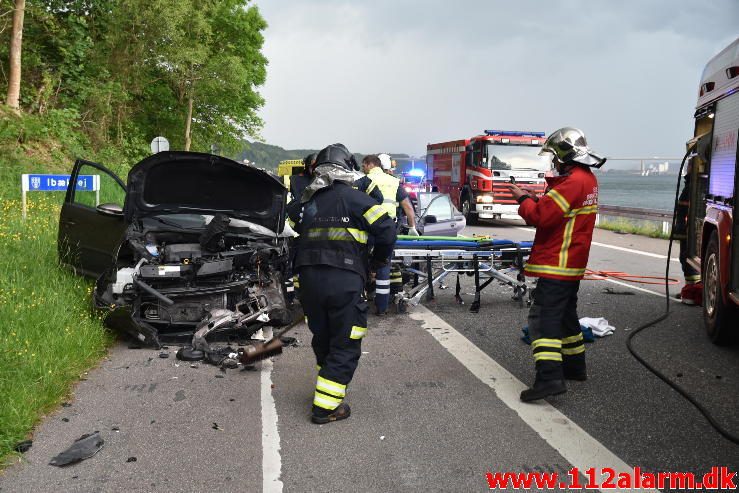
[21, 174, 100, 219]
[151, 136, 170, 154]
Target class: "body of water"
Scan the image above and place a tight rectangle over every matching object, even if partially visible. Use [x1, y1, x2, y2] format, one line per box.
[596, 173, 681, 211]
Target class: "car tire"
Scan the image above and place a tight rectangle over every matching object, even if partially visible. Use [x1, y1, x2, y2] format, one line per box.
[702, 231, 737, 345]
[461, 197, 478, 225]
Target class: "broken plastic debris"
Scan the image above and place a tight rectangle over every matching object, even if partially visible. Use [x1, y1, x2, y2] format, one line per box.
[49, 432, 104, 467]
[380, 436, 385, 440]
[257, 313, 270, 322]
[221, 358, 238, 369]
[212, 422, 223, 431]
[14, 440, 32, 453]
[126, 456, 137, 463]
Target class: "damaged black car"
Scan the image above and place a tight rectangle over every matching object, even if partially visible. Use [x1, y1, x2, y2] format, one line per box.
[58, 151, 294, 351]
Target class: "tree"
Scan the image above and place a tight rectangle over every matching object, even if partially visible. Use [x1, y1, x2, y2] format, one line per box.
[5, 0, 25, 112]
[115, 0, 268, 151]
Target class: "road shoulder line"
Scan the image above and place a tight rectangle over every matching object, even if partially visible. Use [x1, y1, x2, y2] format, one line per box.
[261, 327, 283, 493]
[410, 305, 658, 493]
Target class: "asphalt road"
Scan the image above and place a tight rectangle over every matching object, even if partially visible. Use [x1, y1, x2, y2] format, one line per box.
[1, 220, 738, 492]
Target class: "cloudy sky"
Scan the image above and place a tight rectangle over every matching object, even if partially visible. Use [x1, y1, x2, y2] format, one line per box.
[254, 0, 737, 168]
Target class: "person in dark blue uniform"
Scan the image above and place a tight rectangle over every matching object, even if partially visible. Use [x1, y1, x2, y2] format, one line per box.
[287, 143, 397, 424]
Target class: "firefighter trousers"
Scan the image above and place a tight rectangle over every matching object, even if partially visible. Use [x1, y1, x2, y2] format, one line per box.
[298, 266, 368, 414]
[527, 278, 585, 382]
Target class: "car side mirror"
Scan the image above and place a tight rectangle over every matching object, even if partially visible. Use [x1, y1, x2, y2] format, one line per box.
[423, 215, 437, 224]
[96, 203, 124, 217]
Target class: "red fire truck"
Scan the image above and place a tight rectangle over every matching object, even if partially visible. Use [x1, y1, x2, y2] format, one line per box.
[686, 37, 739, 343]
[426, 130, 551, 223]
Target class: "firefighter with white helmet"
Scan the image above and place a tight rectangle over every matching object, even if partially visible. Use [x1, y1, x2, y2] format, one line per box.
[362, 154, 418, 314]
[508, 127, 605, 402]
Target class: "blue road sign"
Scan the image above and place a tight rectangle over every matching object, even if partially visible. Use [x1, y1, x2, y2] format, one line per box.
[22, 174, 98, 192]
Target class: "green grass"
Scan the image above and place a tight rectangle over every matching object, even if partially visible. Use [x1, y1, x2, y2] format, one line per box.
[596, 217, 671, 239]
[0, 108, 127, 467]
[0, 193, 114, 466]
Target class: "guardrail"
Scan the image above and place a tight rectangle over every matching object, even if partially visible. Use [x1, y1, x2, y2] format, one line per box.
[596, 204, 674, 235]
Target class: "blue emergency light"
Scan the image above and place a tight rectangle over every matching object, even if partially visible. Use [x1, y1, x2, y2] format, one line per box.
[484, 130, 546, 137]
[406, 169, 425, 177]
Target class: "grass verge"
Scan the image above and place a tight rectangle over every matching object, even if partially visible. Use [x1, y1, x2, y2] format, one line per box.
[0, 193, 113, 467]
[596, 217, 671, 239]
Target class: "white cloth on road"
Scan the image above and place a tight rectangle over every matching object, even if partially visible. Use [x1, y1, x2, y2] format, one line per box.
[579, 317, 615, 337]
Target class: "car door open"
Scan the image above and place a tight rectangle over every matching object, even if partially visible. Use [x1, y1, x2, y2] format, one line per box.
[58, 159, 127, 278]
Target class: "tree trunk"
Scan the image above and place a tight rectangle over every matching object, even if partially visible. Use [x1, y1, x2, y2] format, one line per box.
[184, 96, 193, 151]
[6, 0, 26, 113]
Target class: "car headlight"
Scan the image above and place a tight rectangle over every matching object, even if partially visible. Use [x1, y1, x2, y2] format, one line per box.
[476, 195, 493, 203]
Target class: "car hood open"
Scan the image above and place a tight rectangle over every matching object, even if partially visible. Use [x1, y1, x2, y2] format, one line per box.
[124, 152, 287, 233]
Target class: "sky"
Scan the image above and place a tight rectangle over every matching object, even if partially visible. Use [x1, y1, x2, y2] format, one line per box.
[253, 0, 738, 168]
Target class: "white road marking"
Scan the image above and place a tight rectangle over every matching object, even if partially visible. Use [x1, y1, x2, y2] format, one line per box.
[261, 327, 283, 493]
[410, 306, 659, 493]
[515, 226, 680, 262]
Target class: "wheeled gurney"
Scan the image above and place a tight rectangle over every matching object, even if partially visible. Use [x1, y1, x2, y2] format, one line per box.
[391, 235, 533, 313]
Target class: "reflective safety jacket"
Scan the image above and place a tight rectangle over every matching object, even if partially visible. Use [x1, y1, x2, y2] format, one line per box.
[287, 181, 397, 280]
[518, 165, 598, 281]
[367, 167, 400, 218]
[354, 175, 384, 204]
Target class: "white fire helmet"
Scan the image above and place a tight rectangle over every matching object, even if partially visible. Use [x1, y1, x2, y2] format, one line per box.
[378, 153, 392, 170]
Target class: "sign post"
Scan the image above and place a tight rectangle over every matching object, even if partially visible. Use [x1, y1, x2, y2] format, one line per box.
[21, 174, 99, 219]
[151, 136, 170, 154]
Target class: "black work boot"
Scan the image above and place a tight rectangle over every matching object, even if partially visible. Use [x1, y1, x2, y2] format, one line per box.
[311, 403, 351, 424]
[520, 379, 566, 402]
[563, 353, 587, 381]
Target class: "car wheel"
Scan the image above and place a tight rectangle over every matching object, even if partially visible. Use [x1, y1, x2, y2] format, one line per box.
[702, 231, 736, 345]
[461, 197, 477, 225]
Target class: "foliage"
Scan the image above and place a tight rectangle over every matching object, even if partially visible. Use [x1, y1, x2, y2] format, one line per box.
[0, 0, 268, 154]
[0, 193, 113, 466]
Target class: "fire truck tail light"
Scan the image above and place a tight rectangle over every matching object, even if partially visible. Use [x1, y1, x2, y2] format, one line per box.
[476, 195, 494, 203]
[404, 186, 412, 193]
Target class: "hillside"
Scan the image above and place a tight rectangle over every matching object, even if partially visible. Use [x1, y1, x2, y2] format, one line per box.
[233, 141, 412, 171]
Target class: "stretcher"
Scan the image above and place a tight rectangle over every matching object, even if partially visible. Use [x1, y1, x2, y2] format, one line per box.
[391, 235, 533, 313]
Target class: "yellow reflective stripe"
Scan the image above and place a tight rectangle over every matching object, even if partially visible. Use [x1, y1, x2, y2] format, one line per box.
[346, 228, 368, 244]
[562, 346, 585, 356]
[531, 338, 562, 349]
[525, 263, 586, 277]
[350, 325, 367, 340]
[363, 205, 386, 225]
[313, 392, 342, 410]
[316, 376, 346, 397]
[547, 188, 570, 213]
[316, 364, 321, 371]
[366, 181, 377, 194]
[566, 205, 599, 217]
[533, 352, 563, 362]
[306, 227, 367, 243]
[560, 217, 576, 268]
[562, 333, 584, 344]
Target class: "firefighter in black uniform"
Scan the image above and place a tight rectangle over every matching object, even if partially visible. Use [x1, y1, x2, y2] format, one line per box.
[287, 143, 396, 424]
[290, 153, 316, 202]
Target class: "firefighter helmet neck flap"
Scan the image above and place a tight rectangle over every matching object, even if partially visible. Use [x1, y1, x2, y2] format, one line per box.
[302, 144, 359, 203]
[539, 127, 606, 169]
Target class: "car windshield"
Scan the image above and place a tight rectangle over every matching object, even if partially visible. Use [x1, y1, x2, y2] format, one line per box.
[486, 144, 551, 171]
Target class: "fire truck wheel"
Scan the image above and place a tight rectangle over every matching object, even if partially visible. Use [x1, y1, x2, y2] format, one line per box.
[702, 231, 737, 345]
[461, 197, 478, 225]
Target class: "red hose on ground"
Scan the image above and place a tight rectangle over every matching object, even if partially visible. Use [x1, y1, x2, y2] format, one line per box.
[583, 269, 680, 285]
